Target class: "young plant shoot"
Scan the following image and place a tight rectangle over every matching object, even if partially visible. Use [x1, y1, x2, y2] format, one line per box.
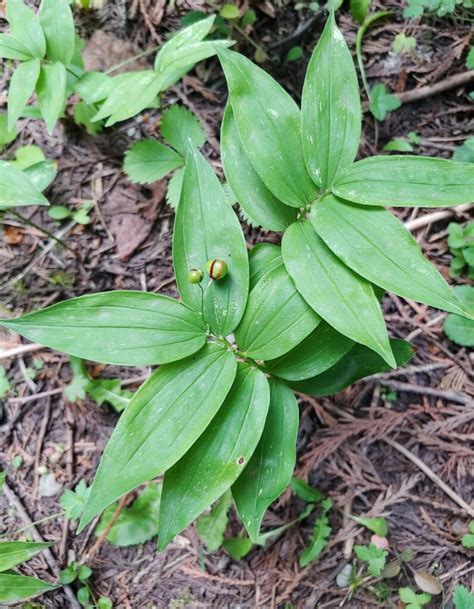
[1, 13, 472, 552]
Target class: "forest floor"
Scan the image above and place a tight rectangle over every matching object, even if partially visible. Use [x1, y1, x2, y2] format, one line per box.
[0, 1, 473, 608]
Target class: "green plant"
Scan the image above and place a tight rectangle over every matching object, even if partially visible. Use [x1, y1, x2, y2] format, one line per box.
[461, 521, 474, 548]
[454, 585, 474, 609]
[0, 541, 58, 603]
[1, 0, 82, 134]
[1, 13, 473, 556]
[404, 0, 472, 18]
[399, 587, 432, 609]
[74, 16, 233, 128]
[124, 106, 205, 207]
[447, 221, 474, 279]
[60, 561, 112, 608]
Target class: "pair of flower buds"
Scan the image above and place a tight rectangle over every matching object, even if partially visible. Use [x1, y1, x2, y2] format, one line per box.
[188, 259, 228, 284]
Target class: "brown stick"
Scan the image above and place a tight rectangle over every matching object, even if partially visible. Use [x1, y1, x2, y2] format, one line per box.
[84, 494, 129, 562]
[3, 481, 82, 609]
[404, 204, 473, 231]
[376, 379, 472, 406]
[383, 438, 474, 518]
[363, 70, 474, 111]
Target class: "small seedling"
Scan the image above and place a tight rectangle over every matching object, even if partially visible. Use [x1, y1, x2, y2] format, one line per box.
[461, 521, 474, 548]
[447, 222, 474, 279]
[370, 83, 401, 121]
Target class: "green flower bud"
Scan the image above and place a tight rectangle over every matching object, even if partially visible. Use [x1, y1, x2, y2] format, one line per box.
[205, 259, 228, 280]
[188, 268, 204, 284]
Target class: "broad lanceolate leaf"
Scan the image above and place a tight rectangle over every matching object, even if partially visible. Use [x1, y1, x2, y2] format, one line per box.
[1, 291, 207, 366]
[0, 161, 48, 209]
[124, 140, 183, 185]
[6, 0, 45, 58]
[39, 0, 75, 64]
[0, 541, 50, 572]
[301, 13, 361, 188]
[249, 243, 284, 290]
[173, 147, 249, 336]
[332, 156, 474, 207]
[289, 339, 414, 396]
[0, 34, 32, 60]
[218, 47, 317, 207]
[8, 59, 41, 130]
[158, 363, 270, 550]
[79, 343, 237, 531]
[265, 321, 354, 381]
[196, 490, 233, 551]
[0, 573, 57, 603]
[235, 252, 321, 360]
[312, 196, 470, 318]
[282, 221, 395, 367]
[8, 59, 40, 129]
[74, 71, 114, 105]
[92, 71, 163, 126]
[36, 63, 67, 134]
[233, 379, 298, 541]
[95, 483, 162, 547]
[221, 105, 297, 232]
[160, 106, 205, 157]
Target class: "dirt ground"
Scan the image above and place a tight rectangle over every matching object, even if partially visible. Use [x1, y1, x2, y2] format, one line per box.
[0, 1, 473, 608]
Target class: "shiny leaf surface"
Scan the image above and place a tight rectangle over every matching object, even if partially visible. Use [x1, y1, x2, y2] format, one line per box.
[0, 573, 57, 603]
[6, 0, 45, 58]
[282, 221, 395, 366]
[0, 161, 48, 209]
[36, 62, 67, 134]
[332, 156, 474, 207]
[79, 343, 237, 531]
[158, 363, 270, 550]
[1, 291, 207, 366]
[8, 59, 41, 131]
[0, 541, 51, 572]
[233, 379, 298, 541]
[301, 13, 361, 187]
[173, 147, 249, 336]
[218, 47, 317, 207]
[39, 0, 75, 64]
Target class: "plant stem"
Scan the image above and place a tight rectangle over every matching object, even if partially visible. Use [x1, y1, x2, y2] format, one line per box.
[104, 46, 161, 75]
[10, 211, 74, 253]
[0, 511, 64, 539]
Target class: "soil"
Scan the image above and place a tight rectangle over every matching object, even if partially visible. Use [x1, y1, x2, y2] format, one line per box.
[0, 1, 473, 608]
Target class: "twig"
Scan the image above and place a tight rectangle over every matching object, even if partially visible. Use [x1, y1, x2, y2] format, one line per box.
[3, 481, 82, 609]
[32, 397, 51, 500]
[362, 70, 474, 111]
[268, 9, 324, 49]
[0, 342, 44, 360]
[403, 204, 473, 231]
[84, 494, 129, 562]
[376, 379, 472, 406]
[383, 438, 474, 518]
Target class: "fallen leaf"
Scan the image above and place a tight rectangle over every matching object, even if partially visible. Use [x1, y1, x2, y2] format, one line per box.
[3, 227, 24, 245]
[414, 571, 443, 595]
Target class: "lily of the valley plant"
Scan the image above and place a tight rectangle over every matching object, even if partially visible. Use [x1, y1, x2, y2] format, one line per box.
[2, 14, 473, 550]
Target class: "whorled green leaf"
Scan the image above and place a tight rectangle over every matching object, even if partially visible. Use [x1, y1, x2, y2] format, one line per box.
[301, 12, 361, 188]
[124, 140, 183, 185]
[0, 161, 48, 209]
[196, 489, 232, 551]
[0, 34, 32, 60]
[282, 221, 395, 367]
[92, 71, 163, 127]
[221, 105, 297, 232]
[289, 339, 414, 396]
[78, 343, 237, 532]
[160, 105, 205, 157]
[0, 573, 57, 603]
[218, 47, 317, 208]
[23, 160, 57, 192]
[332, 156, 474, 207]
[39, 0, 75, 64]
[235, 257, 321, 361]
[95, 483, 162, 547]
[248, 243, 283, 290]
[8, 59, 41, 131]
[36, 62, 67, 134]
[233, 379, 298, 541]
[265, 321, 354, 381]
[6, 0, 45, 59]
[0, 291, 207, 366]
[173, 147, 249, 336]
[158, 363, 270, 551]
[0, 541, 51, 572]
[312, 196, 471, 318]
